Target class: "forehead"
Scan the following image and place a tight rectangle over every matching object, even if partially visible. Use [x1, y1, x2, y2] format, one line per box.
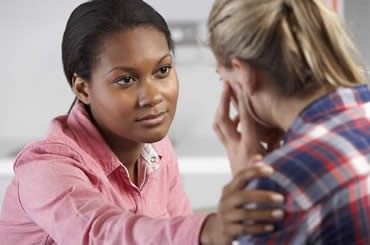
[97, 26, 170, 67]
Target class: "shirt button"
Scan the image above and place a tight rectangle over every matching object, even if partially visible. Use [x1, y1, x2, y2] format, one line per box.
[150, 156, 159, 163]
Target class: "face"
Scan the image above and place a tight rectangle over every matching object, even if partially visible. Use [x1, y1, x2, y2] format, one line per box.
[216, 59, 273, 128]
[216, 61, 245, 104]
[79, 26, 179, 144]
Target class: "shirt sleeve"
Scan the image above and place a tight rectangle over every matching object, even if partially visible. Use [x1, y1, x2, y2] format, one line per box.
[167, 159, 193, 216]
[163, 138, 193, 217]
[16, 160, 207, 245]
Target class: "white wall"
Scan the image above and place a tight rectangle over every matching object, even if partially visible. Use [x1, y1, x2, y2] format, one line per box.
[0, 1, 81, 149]
[145, 0, 214, 22]
[0, 1, 369, 158]
[0, 0, 226, 157]
[344, 0, 370, 66]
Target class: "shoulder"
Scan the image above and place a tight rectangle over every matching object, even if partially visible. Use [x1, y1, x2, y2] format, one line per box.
[14, 137, 84, 171]
[253, 139, 334, 211]
[258, 128, 369, 210]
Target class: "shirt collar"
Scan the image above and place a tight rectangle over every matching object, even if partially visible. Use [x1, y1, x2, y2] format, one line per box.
[66, 100, 162, 176]
[285, 85, 370, 141]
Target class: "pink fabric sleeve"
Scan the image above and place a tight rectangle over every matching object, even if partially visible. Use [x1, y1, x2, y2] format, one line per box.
[163, 139, 193, 217]
[17, 161, 208, 245]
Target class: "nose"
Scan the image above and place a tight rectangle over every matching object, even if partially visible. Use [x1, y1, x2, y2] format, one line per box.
[138, 80, 163, 107]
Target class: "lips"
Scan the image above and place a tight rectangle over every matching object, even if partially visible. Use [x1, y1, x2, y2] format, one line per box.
[137, 111, 166, 121]
[136, 111, 168, 126]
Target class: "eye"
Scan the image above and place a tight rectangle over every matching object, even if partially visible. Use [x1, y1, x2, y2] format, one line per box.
[116, 76, 136, 86]
[157, 65, 172, 78]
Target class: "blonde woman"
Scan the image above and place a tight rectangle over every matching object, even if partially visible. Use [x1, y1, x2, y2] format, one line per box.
[208, 0, 370, 244]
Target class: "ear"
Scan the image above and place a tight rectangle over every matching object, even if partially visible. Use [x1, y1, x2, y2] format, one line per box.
[71, 73, 91, 105]
[230, 58, 258, 96]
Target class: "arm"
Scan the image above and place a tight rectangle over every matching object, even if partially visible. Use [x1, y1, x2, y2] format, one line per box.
[17, 160, 206, 245]
[161, 137, 193, 216]
[167, 161, 193, 216]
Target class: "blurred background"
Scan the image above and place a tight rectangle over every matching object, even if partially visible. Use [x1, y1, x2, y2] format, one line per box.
[0, 0, 369, 209]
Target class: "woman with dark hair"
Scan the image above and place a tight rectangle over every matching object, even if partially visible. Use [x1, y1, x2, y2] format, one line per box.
[0, 0, 284, 244]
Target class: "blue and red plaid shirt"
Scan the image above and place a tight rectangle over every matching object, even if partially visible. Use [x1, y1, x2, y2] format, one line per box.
[241, 85, 370, 244]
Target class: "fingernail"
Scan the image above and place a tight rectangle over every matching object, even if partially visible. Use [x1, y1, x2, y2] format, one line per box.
[272, 194, 284, 203]
[252, 155, 263, 161]
[265, 225, 274, 232]
[260, 166, 274, 175]
[272, 209, 284, 218]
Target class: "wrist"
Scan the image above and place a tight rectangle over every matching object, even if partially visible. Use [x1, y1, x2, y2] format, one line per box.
[247, 142, 266, 156]
[199, 213, 219, 245]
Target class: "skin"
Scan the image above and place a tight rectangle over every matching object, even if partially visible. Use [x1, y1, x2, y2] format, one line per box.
[210, 57, 330, 243]
[72, 26, 179, 184]
[71, 25, 285, 243]
[214, 58, 327, 171]
[201, 161, 285, 244]
[214, 60, 285, 175]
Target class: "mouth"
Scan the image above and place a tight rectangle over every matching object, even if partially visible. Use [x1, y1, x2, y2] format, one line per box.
[136, 111, 168, 126]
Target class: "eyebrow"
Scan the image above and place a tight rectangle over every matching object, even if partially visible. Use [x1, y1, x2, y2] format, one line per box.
[107, 53, 172, 75]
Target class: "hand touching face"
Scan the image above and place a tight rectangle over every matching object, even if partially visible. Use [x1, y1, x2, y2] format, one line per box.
[214, 64, 283, 174]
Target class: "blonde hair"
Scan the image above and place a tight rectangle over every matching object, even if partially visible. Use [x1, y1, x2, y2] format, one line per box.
[208, 0, 367, 97]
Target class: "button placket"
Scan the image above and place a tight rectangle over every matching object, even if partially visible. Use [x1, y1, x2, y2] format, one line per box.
[141, 144, 160, 173]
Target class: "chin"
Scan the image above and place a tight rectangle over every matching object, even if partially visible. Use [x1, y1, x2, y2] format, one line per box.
[138, 127, 169, 143]
[141, 134, 167, 143]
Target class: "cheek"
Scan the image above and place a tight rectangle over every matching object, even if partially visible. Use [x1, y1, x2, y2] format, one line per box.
[90, 87, 137, 121]
[219, 72, 230, 83]
[171, 81, 179, 103]
[164, 77, 179, 106]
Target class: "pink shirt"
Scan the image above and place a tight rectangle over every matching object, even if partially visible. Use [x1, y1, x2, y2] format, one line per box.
[0, 101, 208, 244]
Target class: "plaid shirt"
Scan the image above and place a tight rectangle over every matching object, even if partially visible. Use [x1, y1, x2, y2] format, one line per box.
[240, 85, 370, 245]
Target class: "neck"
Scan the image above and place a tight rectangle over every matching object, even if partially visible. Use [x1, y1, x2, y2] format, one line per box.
[86, 106, 143, 185]
[271, 87, 329, 132]
[107, 135, 143, 185]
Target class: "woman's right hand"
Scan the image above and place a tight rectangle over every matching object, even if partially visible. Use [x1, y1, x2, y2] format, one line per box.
[200, 160, 285, 245]
[214, 81, 284, 175]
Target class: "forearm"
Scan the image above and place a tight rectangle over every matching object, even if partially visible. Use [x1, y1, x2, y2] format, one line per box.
[17, 161, 208, 244]
[25, 195, 208, 244]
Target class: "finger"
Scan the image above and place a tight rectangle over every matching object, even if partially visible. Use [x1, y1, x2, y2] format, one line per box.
[232, 114, 240, 128]
[228, 165, 274, 191]
[248, 154, 263, 164]
[214, 82, 240, 141]
[213, 122, 226, 143]
[222, 208, 284, 223]
[222, 189, 285, 209]
[221, 164, 275, 198]
[228, 81, 239, 109]
[229, 82, 252, 143]
[224, 223, 275, 237]
[218, 82, 231, 121]
[213, 88, 228, 143]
